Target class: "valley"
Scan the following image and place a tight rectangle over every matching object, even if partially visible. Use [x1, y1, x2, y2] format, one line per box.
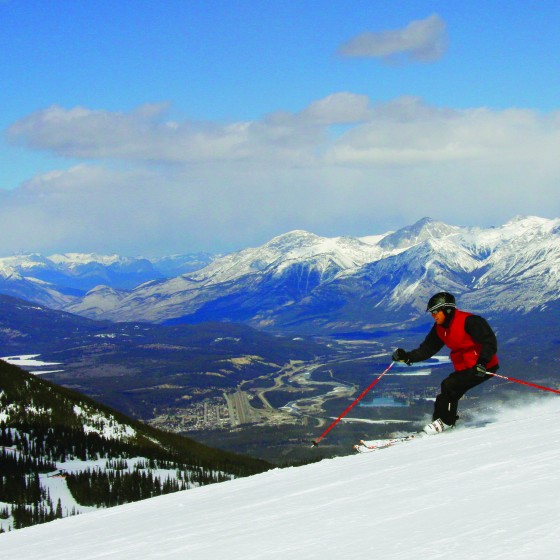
[148, 359, 357, 434]
[145, 322, 560, 464]
[15, 332, 458, 463]
[4, 301, 559, 465]
[1, 216, 560, 464]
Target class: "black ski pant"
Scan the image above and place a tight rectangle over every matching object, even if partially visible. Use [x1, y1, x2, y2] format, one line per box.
[433, 367, 495, 425]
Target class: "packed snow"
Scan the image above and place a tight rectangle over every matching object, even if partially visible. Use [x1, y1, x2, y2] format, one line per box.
[2, 397, 559, 559]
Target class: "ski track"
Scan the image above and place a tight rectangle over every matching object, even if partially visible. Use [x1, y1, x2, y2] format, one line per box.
[1, 399, 560, 559]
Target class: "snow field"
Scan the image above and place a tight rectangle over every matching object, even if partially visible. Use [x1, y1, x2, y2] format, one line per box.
[1, 398, 559, 559]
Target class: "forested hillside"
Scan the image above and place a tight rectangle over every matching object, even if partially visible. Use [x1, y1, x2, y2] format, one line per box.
[0, 360, 270, 531]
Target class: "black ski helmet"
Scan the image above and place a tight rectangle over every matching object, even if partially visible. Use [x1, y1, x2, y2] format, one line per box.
[426, 292, 456, 314]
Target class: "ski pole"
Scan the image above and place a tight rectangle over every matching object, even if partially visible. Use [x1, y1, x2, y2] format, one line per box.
[311, 361, 395, 447]
[486, 370, 560, 395]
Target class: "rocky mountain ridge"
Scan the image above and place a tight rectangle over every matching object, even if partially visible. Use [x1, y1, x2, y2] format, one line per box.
[65, 216, 560, 331]
[1, 216, 559, 332]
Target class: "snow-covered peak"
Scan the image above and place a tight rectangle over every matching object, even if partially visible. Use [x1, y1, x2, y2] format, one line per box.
[48, 252, 131, 268]
[263, 230, 321, 251]
[3, 216, 560, 323]
[278, 234, 384, 268]
[0, 252, 140, 276]
[181, 229, 386, 288]
[0, 253, 54, 272]
[0, 262, 18, 279]
[377, 217, 460, 250]
[503, 214, 556, 229]
[457, 215, 560, 256]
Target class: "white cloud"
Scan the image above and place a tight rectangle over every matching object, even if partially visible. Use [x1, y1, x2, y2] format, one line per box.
[7, 95, 372, 166]
[2, 95, 560, 255]
[7, 103, 320, 165]
[16, 94, 557, 169]
[299, 93, 371, 125]
[325, 97, 560, 166]
[338, 14, 447, 63]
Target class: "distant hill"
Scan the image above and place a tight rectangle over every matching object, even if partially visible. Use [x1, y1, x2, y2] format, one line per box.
[0, 358, 270, 532]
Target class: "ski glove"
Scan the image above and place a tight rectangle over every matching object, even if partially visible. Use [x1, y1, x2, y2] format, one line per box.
[473, 363, 487, 377]
[392, 348, 412, 365]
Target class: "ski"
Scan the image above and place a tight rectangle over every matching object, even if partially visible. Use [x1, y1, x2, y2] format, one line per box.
[353, 432, 423, 453]
[352, 419, 493, 453]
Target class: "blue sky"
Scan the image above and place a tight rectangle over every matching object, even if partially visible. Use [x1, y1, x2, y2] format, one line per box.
[2, 0, 560, 256]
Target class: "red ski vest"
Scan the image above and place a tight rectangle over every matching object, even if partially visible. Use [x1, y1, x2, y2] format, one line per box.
[436, 309, 499, 371]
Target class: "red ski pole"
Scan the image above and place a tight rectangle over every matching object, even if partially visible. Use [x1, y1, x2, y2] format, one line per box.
[312, 361, 395, 447]
[486, 370, 560, 395]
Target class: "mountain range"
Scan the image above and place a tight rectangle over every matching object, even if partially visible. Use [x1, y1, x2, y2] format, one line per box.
[2, 216, 559, 333]
[0, 251, 216, 301]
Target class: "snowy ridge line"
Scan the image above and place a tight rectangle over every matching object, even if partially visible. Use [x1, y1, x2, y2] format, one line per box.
[2, 215, 560, 324]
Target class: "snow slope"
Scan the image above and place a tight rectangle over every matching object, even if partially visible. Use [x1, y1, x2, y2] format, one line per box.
[2, 398, 560, 559]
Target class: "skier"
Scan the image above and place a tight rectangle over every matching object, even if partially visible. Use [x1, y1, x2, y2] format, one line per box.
[392, 292, 499, 435]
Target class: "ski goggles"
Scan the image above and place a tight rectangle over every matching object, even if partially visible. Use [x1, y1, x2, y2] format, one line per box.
[427, 302, 456, 314]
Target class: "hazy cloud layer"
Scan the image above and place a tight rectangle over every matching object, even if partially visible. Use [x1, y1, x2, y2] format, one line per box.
[338, 14, 447, 63]
[3, 94, 560, 256]
[7, 93, 372, 165]
[8, 95, 560, 168]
